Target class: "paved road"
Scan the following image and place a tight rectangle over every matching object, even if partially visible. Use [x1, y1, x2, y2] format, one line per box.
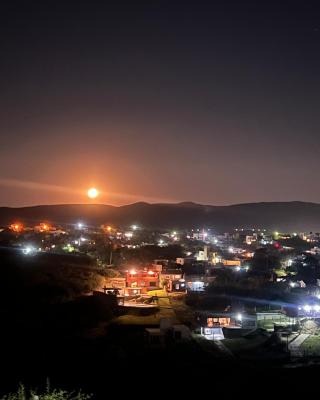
[288, 334, 310, 357]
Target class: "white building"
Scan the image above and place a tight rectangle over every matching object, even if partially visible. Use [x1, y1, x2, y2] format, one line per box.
[196, 245, 209, 261]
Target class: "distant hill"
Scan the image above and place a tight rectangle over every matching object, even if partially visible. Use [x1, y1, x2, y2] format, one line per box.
[0, 201, 320, 231]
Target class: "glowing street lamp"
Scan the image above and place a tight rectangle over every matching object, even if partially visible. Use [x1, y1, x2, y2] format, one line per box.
[22, 246, 36, 255]
[236, 313, 242, 321]
[10, 223, 23, 233]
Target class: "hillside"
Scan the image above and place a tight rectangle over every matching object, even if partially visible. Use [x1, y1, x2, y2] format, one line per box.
[0, 201, 320, 231]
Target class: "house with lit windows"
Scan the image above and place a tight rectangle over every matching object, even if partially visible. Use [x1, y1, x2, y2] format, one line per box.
[160, 269, 186, 292]
[198, 311, 243, 340]
[125, 268, 160, 295]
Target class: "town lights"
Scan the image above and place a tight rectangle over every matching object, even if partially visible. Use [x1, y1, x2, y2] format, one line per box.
[301, 304, 320, 313]
[77, 222, 83, 229]
[130, 269, 136, 275]
[148, 270, 154, 275]
[131, 225, 138, 230]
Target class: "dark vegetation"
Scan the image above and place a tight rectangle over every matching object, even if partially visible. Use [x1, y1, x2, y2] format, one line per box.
[0, 248, 118, 398]
[118, 244, 184, 265]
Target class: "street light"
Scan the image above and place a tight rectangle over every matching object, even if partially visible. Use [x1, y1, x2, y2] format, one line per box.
[236, 313, 242, 321]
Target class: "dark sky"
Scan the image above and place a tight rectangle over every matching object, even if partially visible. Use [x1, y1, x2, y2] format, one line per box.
[1, 0, 320, 206]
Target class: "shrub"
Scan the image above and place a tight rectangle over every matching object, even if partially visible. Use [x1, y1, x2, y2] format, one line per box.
[1, 384, 91, 400]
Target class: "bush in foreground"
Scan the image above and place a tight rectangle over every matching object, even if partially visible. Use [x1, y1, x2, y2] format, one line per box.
[0, 384, 91, 400]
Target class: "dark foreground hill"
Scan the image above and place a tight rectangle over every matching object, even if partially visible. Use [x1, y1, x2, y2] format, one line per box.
[1, 201, 320, 231]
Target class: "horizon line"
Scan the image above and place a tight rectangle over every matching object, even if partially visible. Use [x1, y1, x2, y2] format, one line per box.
[0, 199, 318, 209]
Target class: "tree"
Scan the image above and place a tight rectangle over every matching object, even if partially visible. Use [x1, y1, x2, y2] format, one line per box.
[251, 248, 280, 273]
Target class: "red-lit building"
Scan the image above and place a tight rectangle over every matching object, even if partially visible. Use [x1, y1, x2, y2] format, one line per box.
[126, 269, 160, 294]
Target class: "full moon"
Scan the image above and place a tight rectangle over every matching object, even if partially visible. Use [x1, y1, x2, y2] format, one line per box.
[87, 187, 99, 199]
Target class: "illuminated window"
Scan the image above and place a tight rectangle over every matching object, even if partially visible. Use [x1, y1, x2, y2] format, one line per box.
[207, 317, 231, 327]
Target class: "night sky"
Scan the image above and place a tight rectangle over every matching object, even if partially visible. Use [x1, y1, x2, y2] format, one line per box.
[1, 0, 320, 206]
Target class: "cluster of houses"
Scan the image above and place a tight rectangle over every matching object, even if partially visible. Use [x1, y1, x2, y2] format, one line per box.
[103, 264, 186, 296]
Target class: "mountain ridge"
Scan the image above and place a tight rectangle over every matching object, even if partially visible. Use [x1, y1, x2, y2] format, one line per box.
[1, 201, 320, 231]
